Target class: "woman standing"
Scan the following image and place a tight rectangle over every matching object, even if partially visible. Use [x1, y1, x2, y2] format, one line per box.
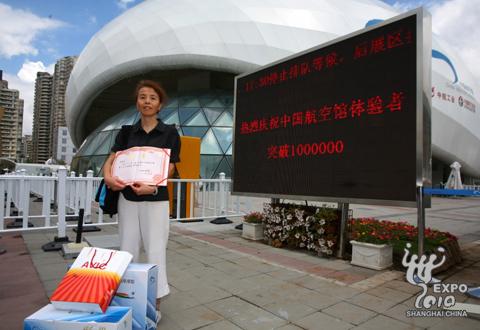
[103, 80, 181, 319]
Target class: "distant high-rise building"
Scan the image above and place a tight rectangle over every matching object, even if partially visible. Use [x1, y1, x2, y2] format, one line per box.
[0, 70, 24, 161]
[20, 134, 33, 163]
[50, 56, 77, 163]
[32, 72, 53, 163]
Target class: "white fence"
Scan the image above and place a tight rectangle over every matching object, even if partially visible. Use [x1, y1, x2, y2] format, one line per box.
[0, 168, 247, 237]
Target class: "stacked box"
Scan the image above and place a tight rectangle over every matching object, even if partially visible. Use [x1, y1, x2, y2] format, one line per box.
[24, 304, 132, 330]
[111, 263, 158, 330]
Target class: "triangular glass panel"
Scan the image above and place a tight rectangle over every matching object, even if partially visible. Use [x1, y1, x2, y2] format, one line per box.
[185, 111, 209, 126]
[213, 157, 232, 178]
[178, 108, 199, 124]
[225, 143, 232, 156]
[213, 111, 233, 126]
[179, 97, 200, 107]
[199, 96, 214, 107]
[204, 98, 224, 108]
[164, 98, 178, 108]
[177, 126, 183, 136]
[203, 108, 222, 125]
[201, 129, 223, 155]
[200, 155, 223, 179]
[159, 108, 176, 121]
[225, 155, 233, 167]
[212, 127, 232, 153]
[182, 127, 208, 138]
[164, 112, 180, 125]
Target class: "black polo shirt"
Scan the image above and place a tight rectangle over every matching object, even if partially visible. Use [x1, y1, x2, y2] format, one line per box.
[111, 119, 181, 202]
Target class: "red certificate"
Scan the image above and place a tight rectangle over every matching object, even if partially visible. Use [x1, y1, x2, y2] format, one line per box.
[111, 146, 170, 186]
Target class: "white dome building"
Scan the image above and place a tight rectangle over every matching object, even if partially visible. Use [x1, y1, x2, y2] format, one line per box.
[66, 0, 480, 182]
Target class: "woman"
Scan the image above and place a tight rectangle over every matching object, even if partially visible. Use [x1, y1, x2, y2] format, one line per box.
[103, 80, 180, 319]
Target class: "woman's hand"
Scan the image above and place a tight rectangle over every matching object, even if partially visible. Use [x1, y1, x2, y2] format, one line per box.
[104, 176, 126, 191]
[131, 182, 157, 196]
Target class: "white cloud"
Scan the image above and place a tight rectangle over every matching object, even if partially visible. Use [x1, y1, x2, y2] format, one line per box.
[428, 0, 480, 81]
[0, 3, 64, 58]
[3, 60, 54, 135]
[391, 0, 480, 83]
[89, 15, 97, 24]
[116, 0, 137, 10]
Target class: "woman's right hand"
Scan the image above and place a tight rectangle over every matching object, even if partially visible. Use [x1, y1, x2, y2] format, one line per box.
[104, 175, 126, 191]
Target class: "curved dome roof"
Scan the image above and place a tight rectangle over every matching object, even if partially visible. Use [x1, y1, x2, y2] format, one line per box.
[67, 0, 480, 177]
[66, 0, 397, 145]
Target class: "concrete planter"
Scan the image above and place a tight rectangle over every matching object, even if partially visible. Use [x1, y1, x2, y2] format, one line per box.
[350, 240, 393, 270]
[242, 222, 264, 240]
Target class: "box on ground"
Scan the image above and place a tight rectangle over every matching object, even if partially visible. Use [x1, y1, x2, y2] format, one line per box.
[111, 263, 158, 330]
[24, 304, 132, 330]
[51, 247, 133, 313]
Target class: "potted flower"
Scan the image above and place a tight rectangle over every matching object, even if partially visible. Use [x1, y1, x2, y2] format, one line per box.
[349, 218, 393, 270]
[242, 211, 265, 240]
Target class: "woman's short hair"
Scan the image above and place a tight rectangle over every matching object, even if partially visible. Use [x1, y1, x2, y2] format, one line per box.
[135, 80, 168, 103]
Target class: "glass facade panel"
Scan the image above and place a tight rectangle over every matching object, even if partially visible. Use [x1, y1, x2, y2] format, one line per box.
[182, 127, 208, 138]
[212, 127, 232, 153]
[203, 108, 222, 125]
[214, 111, 233, 126]
[178, 108, 199, 124]
[201, 129, 222, 155]
[185, 111, 208, 126]
[200, 155, 223, 179]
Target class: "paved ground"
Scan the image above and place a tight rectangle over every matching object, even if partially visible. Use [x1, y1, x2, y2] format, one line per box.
[1, 196, 480, 329]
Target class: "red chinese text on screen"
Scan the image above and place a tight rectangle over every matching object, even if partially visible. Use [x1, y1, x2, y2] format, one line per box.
[239, 91, 405, 135]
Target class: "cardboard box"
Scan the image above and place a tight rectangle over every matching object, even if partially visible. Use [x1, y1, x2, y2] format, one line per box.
[111, 263, 158, 330]
[51, 247, 133, 313]
[24, 304, 132, 330]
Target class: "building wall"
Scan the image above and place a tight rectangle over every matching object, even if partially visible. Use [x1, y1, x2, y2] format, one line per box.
[0, 71, 24, 161]
[32, 72, 52, 163]
[55, 126, 76, 164]
[50, 56, 77, 160]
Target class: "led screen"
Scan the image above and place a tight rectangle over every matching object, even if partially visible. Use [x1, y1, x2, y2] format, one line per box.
[233, 14, 423, 204]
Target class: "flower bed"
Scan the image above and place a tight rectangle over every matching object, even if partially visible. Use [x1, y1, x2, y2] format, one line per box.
[349, 218, 462, 272]
[263, 203, 341, 257]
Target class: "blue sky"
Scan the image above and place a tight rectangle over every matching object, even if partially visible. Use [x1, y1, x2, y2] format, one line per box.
[0, 0, 478, 135]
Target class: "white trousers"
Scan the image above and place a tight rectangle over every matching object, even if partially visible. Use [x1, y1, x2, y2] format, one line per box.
[118, 194, 170, 298]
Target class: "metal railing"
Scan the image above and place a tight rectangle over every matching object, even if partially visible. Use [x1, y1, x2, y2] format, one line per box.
[0, 168, 247, 237]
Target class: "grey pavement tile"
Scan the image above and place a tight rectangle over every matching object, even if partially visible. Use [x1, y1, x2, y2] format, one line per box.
[294, 311, 353, 330]
[237, 287, 287, 307]
[233, 256, 282, 273]
[347, 293, 398, 313]
[382, 280, 423, 295]
[267, 269, 306, 281]
[288, 275, 331, 290]
[243, 273, 285, 288]
[161, 291, 202, 314]
[206, 296, 260, 319]
[425, 315, 480, 329]
[184, 285, 232, 304]
[365, 287, 413, 304]
[210, 260, 262, 278]
[208, 276, 265, 295]
[353, 315, 422, 330]
[168, 305, 223, 330]
[216, 251, 249, 261]
[319, 260, 355, 271]
[155, 314, 183, 330]
[274, 325, 305, 330]
[313, 283, 363, 300]
[300, 290, 342, 310]
[383, 303, 443, 329]
[229, 306, 288, 330]
[197, 319, 243, 330]
[37, 262, 69, 282]
[263, 300, 317, 321]
[322, 302, 377, 325]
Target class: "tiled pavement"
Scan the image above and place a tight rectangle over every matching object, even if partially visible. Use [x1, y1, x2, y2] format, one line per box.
[1, 196, 480, 329]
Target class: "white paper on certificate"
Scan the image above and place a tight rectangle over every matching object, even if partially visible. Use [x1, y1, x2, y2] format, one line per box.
[111, 146, 171, 186]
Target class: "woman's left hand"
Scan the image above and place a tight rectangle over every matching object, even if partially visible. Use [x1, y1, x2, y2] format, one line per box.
[131, 182, 156, 196]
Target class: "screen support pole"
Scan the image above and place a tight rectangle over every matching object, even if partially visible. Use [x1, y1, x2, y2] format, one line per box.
[337, 202, 349, 259]
[416, 186, 425, 256]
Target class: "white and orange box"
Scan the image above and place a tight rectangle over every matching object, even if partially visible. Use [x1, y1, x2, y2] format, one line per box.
[112, 146, 171, 186]
[51, 247, 133, 313]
